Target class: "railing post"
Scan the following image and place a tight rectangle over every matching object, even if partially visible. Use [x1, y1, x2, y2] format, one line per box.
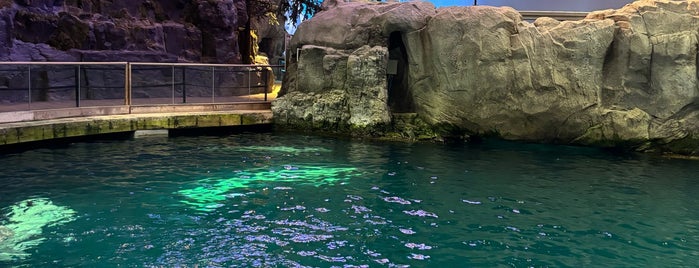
[75, 65, 81, 107]
[125, 62, 131, 106]
[27, 64, 31, 110]
[171, 65, 175, 104]
[264, 67, 268, 102]
[248, 67, 251, 101]
[211, 66, 215, 103]
[182, 66, 187, 103]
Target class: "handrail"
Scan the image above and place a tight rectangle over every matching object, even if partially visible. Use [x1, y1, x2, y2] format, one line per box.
[0, 62, 283, 67]
[519, 10, 588, 21]
[0, 61, 128, 65]
[130, 62, 284, 68]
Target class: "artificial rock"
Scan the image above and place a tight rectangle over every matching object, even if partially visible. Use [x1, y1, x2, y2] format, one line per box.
[0, 0, 274, 63]
[273, 0, 699, 156]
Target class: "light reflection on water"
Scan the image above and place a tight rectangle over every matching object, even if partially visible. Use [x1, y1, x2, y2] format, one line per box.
[0, 133, 698, 266]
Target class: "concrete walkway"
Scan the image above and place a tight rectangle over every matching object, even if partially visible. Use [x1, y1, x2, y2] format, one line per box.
[0, 109, 273, 146]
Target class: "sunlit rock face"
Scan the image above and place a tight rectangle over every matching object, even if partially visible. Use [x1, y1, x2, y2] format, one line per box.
[274, 0, 699, 156]
[274, 0, 434, 132]
[273, 45, 393, 131]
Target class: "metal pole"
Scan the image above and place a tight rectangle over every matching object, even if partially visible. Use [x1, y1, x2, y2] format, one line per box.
[27, 65, 31, 110]
[76, 65, 81, 107]
[125, 63, 131, 106]
[248, 67, 251, 101]
[295, 48, 300, 94]
[264, 68, 268, 102]
[211, 66, 215, 103]
[171, 65, 175, 104]
[474, 0, 477, 5]
[182, 66, 187, 103]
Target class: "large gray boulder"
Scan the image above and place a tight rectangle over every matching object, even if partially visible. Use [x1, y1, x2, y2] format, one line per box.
[274, 45, 391, 131]
[274, 0, 434, 132]
[273, 0, 699, 156]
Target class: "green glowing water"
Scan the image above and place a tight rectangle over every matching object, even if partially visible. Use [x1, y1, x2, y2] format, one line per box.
[0, 133, 698, 266]
[179, 165, 358, 211]
[0, 198, 76, 261]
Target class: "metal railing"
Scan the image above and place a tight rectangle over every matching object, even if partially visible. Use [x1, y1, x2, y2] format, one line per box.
[0, 62, 283, 113]
[0, 62, 128, 112]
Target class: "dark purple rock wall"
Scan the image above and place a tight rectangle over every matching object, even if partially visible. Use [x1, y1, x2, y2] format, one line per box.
[0, 0, 284, 106]
[0, 0, 250, 63]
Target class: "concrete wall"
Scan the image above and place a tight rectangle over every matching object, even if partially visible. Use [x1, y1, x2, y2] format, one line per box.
[0, 110, 273, 145]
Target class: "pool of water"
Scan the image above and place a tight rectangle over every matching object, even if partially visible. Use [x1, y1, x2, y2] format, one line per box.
[1, 133, 698, 267]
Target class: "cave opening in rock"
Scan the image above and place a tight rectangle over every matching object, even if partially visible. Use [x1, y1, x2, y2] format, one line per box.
[259, 38, 273, 58]
[387, 31, 414, 113]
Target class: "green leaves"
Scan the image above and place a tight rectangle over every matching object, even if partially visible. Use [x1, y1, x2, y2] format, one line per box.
[278, 0, 322, 27]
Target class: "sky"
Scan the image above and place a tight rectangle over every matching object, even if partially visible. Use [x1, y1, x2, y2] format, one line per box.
[429, 0, 633, 11]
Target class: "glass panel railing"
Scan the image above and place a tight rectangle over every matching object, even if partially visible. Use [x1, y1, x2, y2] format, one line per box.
[0, 64, 31, 113]
[129, 63, 282, 105]
[76, 64, 127, 108]
[0, 62, 128, 113]
[0, 62, 282, 114]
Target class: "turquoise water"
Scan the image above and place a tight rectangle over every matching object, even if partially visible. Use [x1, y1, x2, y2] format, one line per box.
[1, 133, 698, 267]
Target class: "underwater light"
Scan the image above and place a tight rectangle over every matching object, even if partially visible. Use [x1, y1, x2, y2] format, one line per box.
[178, 165, 358, 211]
[0, 198, 77, 261]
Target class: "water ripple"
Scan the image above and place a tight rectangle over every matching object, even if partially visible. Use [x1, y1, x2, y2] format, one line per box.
[405, 242, 433, 250]
[399, 228, 416, 235]
[462, 199, 482, 205]
[383, 196, 412, 205]
[290, 234, 334, 243]
[403, 210, 439, 218]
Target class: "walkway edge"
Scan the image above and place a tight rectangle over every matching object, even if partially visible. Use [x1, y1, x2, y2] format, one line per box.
[0, 110, 273, 145]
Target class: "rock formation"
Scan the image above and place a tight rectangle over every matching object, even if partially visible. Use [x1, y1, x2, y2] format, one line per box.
[272, 0, 699, 156]
[0, 0, 284, 104]
[0, 0, 282, 63]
